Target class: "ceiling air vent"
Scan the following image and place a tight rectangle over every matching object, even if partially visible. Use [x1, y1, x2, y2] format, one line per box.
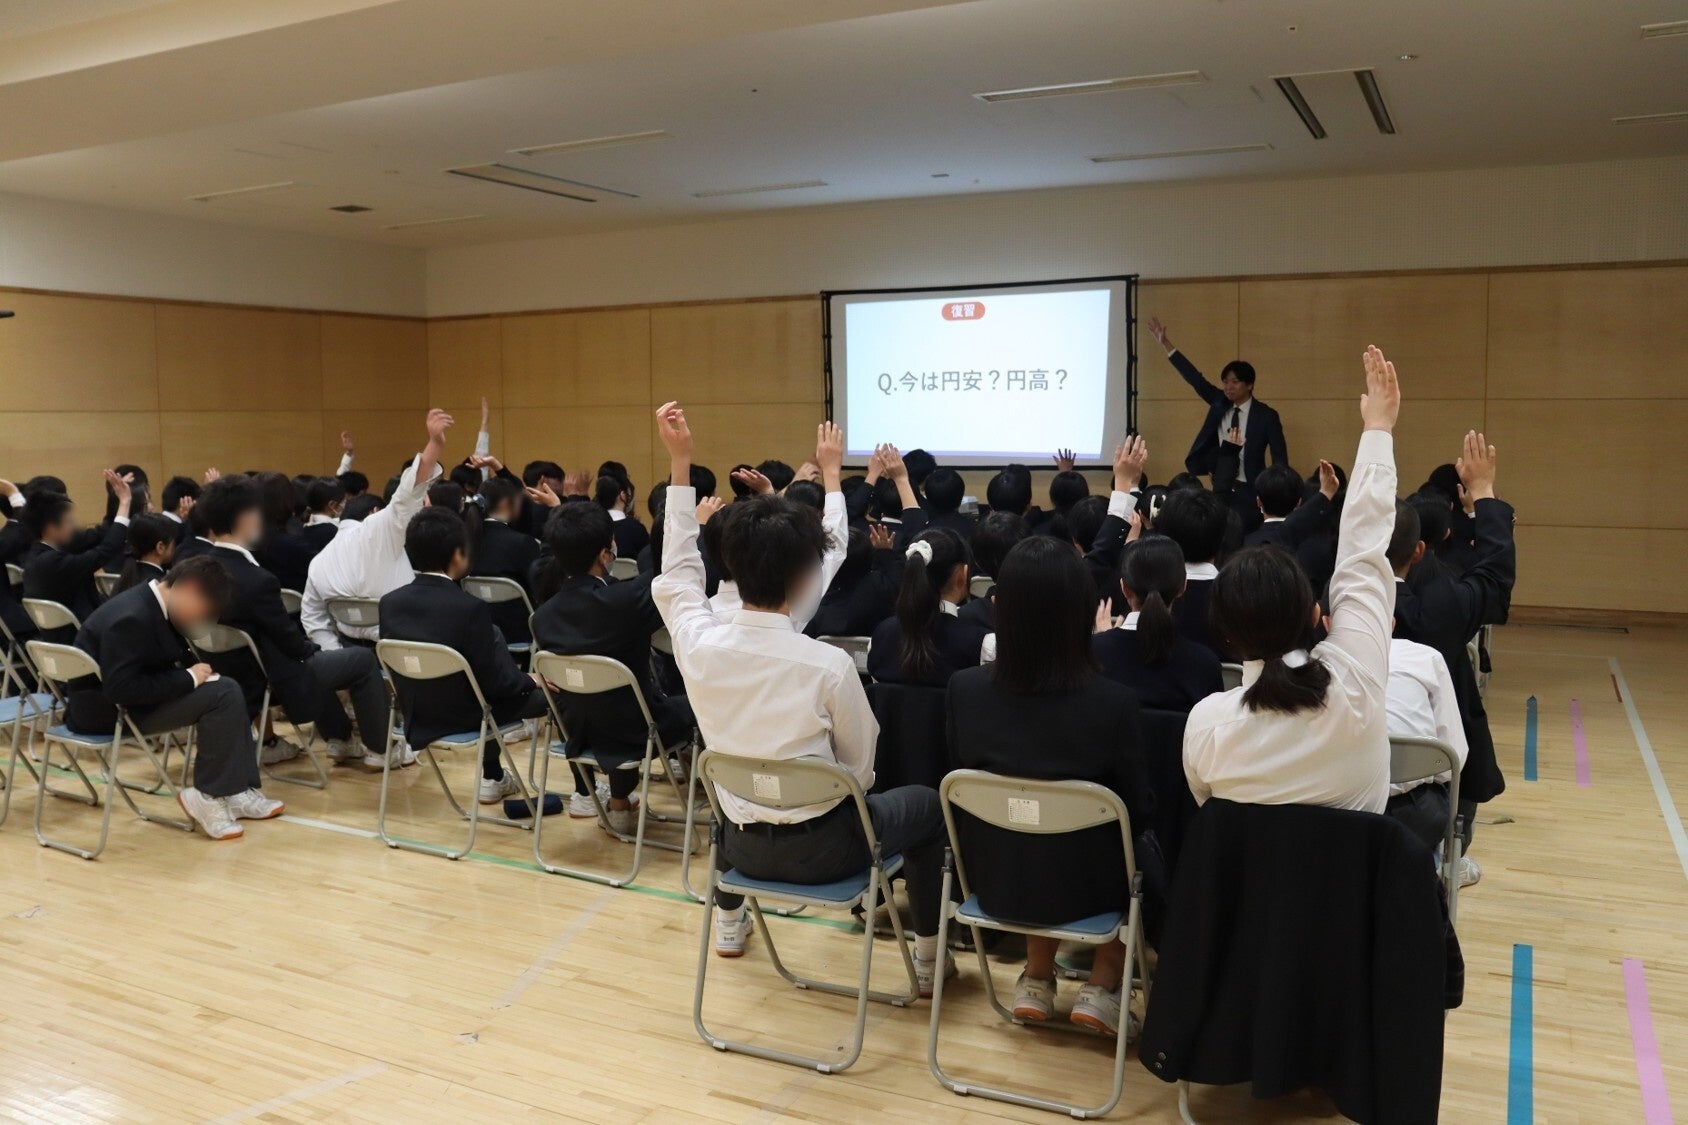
[1640, 19, 1688, 39]
[510, 130, 671, 157]
[1091, 143, 1271, 163]
[447, 163, 638, 202]
[1273, 69, 1398, 139]
[690, 180, 828, 199]
[975, 71, 1206, 103]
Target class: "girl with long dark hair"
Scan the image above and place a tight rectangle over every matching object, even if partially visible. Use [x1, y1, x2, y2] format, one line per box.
[1091, 534, 1223, 711]
[866, 528, 988, 686]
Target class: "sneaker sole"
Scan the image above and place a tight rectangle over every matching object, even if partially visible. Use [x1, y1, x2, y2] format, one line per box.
[176, 793, 244, 840]
[242, 805, 286, 820]
[714, 945, 746, 958]
[1069, 1009, 1118, 1037]
[1012, 1004, 1053, 1022]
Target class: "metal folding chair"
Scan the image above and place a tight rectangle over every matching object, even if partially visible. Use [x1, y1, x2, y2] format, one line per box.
[968, 574, 993, 600]
[816, 635, 872, 677]
[1389, 734, 1464, 923]
[189, 623, 327, 789]
[692, 750, 918, 1074]
[94, 572, 119, 600]
[4, 562, 22, 587]
[279, 588, 304, 616]
[22, 598, 80, 637]
[1219, 662, 1244, 691]
[529, 651, 701, 888]
[608, 557, 640, 581]
[323, 595, 380, 640]
[927, 770, 1145, 1118]
[24, 641, 194, 859]
[373, 639, 536, 860]
[461, 576, 534, 665]
[0, 616, 70, 828]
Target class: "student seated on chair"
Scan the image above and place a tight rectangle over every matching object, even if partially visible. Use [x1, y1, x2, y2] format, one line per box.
[69, 555, 281, 840]
[379, 507, 548, 804]
[867, 529, 990, 687]
[198, 477, 395, 774]
[1092, 534, 1224, 712]
[948, 534, 1157, 1036]
[159, 475, 201, 545]
[112, 514, 177, 596]
[1183, 346, 1401, 816]
[469, 475, 542, 646]
[913, 468, 975, 540]
[803, 524, 901, 639]
[958, 512, 1032, 631]
[1152, 487, 1232, 659]
[1383, 622, 1469, 854]
[252, 472, 318, 595]
[301, 477, 345, 552]
[1241, 462, 1339, 552]
[650, 402, 952, 991]
[595, 466, 651, 561]
[22, 470, 132, 638]
[530, 501, 695, 835]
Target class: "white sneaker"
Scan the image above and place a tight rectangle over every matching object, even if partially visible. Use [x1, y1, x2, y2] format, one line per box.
[260, 738, 304, 766]
[1069, 983, 1123, 1036]
[522, 718, 543, 743]
[225, 788, 285, 820]
[714, 906, 749, 957]
[1458, 855, 1482, 887]
[478, 772, 522, 805]
[567, 792, 599, 818]
[603, 803, 637, 837]
[914, 949, 958, 999]
[365, 746, 417, 772]
[1011, 972, 1057, 1021]
[177, 787, 243, 840]
[325, 740, 361, 765]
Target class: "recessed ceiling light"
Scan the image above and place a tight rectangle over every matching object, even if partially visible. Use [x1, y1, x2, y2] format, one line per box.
[1611, 110, 1688, 126]
[509, 130, 671, 157]
[382, 214, 487, 230]
[690, 180, 828, 199]
[329, 204, 371, 213]
[446, 163, 638, 201]
[974, 71, 1206, 103]
[1640, 19, 1688, 39]
[1090, 143, 1272, 163]
[187, 180, 295, 203]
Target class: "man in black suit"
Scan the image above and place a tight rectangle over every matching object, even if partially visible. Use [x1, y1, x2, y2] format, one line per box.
[1389, 432, 1514, 888]
[160, 476, 201, 545]
[379, 507, 548, 805]
[197, 478, 395, 773]
[1242, 461, 1339, 551]
[22, 470, 132, 638]
[1147, 316, 1288, 531]
[69, 555, 280, 840]
[529, 502, 694, 832]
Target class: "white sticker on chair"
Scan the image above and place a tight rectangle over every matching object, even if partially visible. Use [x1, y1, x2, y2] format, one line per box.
[348, 608, 365, 622]
[752, 773, 781, 800]
[41, 656, 57, 677]
[565, 668, 584, 688]
[403, 655, 421, 674]
[1007, 797, 1040, 826]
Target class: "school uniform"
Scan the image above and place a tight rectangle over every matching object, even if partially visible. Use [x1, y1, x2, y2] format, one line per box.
[867, 603, 991, 687]
[608, 510, 651, 560]
[1170, 563, 1225, 658]
[256, 528, 319, 596]
[804, 548, 900, 639]
[1242, 493, 1333, 552]
[22, 519, 127, 639]
[472, 517, 542, 644]
[1092, 612, 1224, 712]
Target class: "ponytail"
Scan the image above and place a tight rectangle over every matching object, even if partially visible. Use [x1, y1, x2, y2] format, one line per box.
[1120, 534, 1186, 665]
[894, 529, 967, 683]
[1242, 653, 1332, 714]
[1137, 590, 1177, 664]
[113, 514, 175, 595]
[1210, 546, 1333, 716]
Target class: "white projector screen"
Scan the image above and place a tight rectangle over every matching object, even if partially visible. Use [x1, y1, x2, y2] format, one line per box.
[825, 276, 1136, 468]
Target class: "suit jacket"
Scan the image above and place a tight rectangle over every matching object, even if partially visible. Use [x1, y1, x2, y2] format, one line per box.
[300, 521, 338, 555]
[378, 574, 539, 749]
[208, 544, 321, 718]
[257, 529, 321, 596]
[174, 535, 215, 561]
[610, 515, 650, 560]
[1172, 350, 1288, 482]
[0, 518, 35, 639]
[868, 610, 990, 687]
[1091, 626, 1224, 712]
[1392, 498, 1515, 804]
[1171, 577, 1231, 659]
[23, 521, 127, 639]
[472, 518, 542, 644]
[957, 587, 995, 631]
[529, 572, 665, 755]
[1140, 799, 1457, 1125]
[67, 583, 197, 733]
[946, 667, 1156, 925]
[805, 548, 900, 639]
[1242, 494, 1333, 552]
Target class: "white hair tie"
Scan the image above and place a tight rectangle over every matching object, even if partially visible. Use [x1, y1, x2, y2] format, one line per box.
[905, 539, 934, 564]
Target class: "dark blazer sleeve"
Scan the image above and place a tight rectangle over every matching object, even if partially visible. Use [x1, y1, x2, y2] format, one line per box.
[249, 569, 316, 663]
[100, 613, 193, 709]
[1280, 492, 1332, 547]
[1264, 405, 1288, 467]
[1460, 498, 1517, 627]
[1169, 350, 1226, 408]
[1105, 687, 1157, 831]
[62, 520, 128, 583]
[462, 599, 536, 707]
[611, 572, 666, 634]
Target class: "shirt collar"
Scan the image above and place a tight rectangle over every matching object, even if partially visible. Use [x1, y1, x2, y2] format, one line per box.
[607, 509, 626, 522]
[729, 609, 793, 630]
[306, 512, 338, 526]
[149, 579, 170, 619]
[1184, 561, 1219, 581]
[1120, 611, 1141, 631]
[939, 599, 960, 617]
[212, 540, 259, 566]
[163, 511, 183, 524]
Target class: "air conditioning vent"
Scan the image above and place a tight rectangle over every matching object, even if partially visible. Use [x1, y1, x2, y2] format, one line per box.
[1611, 110, 1688, 126]
[447, 163, 638, 202]
[1640, 19, 1688, 39]
[690, 180, 828, 199]
[510, 130, 671, 157]
[975, 71, 1206, 103]
[1090, 143, 1272, 163]
[1273, 68, 1399, 139]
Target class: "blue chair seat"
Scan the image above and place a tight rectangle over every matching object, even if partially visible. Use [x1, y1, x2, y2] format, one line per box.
[45, 723, 115, 749]
[432, 722, 524, 747]
[719, 854, 904, 905]
[0, 693, 54, 723]
[956, 894, 1122, 938]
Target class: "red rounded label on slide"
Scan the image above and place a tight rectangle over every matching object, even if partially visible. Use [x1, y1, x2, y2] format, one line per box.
[941, 300, 986, 321]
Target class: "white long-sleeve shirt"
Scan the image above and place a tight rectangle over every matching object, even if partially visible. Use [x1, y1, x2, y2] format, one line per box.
[652, 485, 878, 824]
[301, 453, 440, 649]
[1182, 429, 1397, 813]
[708, 489, 847, 631]
[1385, 637, 1469, 795]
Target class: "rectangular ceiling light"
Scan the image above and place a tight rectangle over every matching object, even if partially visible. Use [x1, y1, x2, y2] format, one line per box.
[975, 71, 1206, 103]
[510, 130, 671, 157]
[1273, 76, 1326, 139]
[1611, 110, 1688, 125]
[690, 180, 828, 199]
[1640, 19, 1688, 39]
[382, 214, 487, 230]
[187, 180, 296, 203]
[1354, 69, 1397, 134]
[1091, 143, 1271, 163]
[446, 163, 637, 201]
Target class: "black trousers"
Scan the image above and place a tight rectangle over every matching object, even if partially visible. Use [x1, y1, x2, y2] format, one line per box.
[571, 694, 696, 800]
[132, 678, 260, 799]
[1385, 782, 1452, 855]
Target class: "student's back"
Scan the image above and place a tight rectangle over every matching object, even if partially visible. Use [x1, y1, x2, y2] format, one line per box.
[1092, 626, 1222, 712]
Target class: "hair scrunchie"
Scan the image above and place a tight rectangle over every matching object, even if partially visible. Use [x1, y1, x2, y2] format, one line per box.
[905, 539, 934, 564]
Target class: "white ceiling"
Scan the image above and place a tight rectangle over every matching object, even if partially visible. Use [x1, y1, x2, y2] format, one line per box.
[0, 0, 1683, 247]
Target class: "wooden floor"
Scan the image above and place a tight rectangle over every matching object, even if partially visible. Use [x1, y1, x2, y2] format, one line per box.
[0, 623, 1683, 1123]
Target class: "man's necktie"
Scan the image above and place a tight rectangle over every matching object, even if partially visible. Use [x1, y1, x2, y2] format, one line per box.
[1229, 406, 1240, 433]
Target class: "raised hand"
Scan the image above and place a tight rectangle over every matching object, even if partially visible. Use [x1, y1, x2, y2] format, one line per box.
[425, 408, 455, 446]
[815, 420, 844, 486]
[868, 522, 894, 550]
[1455, 431, 1497, 501]
[563, 469, 593, 497]
[794, 461, 821, 484]
[1126, 510, 1145, 543]
[103, 468, 132, 515]
[1318, 459, 1340, 500]
[1114, 434, 1148, 492]
[340, 429, 355, 455]
[1360, 345, 1401, 433]
[524, 481, 561, 509]
[863, 447, 885, 484]
[654, 401, 692, 457]
[1053, 448, 1076, 473]
[1146, 316, 1172, 350]
[730, 467, 774, 496]
[877, 443, 907, 481]
[468, 453, 504, 474]
[696, 495, 725, 525]
[1093, 598, 1115, 635]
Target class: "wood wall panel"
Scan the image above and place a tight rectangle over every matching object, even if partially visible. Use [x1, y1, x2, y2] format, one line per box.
[1487, 267, 1688, 399]
[155, 305, 321, 411]
[320, 315, 428, 411]
[650, 300, 822, 405]
[0, 412, 160, 501]
[502, 408, 571, 481]
[322, 410, 436, 487]
[1276, 399, 1487, 497]
[1135, 282, 1238, 401]
[502, 310, 650, 408]
[681, 404, 822, 492]
[1487, 400, 1681, 531]
[427, 318, 502, 406]
[158, 411, 323, 481]
[0, 291, 159, 413]
[1513, 526, 1686, 614]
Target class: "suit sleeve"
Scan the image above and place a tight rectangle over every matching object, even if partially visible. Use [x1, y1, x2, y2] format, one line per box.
[100, 614, 194, 710]
[1280, 492, 1332, 548]
[62, 520, 128, 583]
[1169, 350, 1226, 408]
[1267, 409, 1288, 467]
[1458, 498, 1517, 629]
[251, 571, 316, 662]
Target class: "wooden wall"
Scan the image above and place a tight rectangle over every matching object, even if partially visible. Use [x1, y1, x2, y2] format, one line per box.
[4, 264, 1684, 616]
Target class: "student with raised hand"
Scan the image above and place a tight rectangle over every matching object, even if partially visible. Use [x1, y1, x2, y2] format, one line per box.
[22, 469, 131, 638]
[1183, 345, 1401, 814]
[650, 402, 953, 990]
[112, 513, 178, 595]
[159, 476, 201, 544]
[947, 534, 1156, 1035]
[1242, 461, 1340, 551]
[868, 527, 987, 686]
[1093, 534, 1224, 712]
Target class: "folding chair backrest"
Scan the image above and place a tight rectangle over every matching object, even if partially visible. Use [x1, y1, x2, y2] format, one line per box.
[24, 640, 101, 686]
[968, 575, 993, 600]
[376, 639, 470, 682]
[816, 635, 871, 675]
[650, 628, 673, 655]
[462, 576, 533, 610]
[22, 598, 79, 634]
[94, 572, 119, 599]
[1389, 735, 1459, 789]
[533, 650, 648, 700]
[279, 588, 303, 615]
[4, 562, 21, 587]
[941, 770, 1136, 902]
[1220, 662, 1244, 691]
[190, 623, 262, 661]
[699, 750, 863, 814]
[608, 557, 640, 581]
[325, 596, 380, 630]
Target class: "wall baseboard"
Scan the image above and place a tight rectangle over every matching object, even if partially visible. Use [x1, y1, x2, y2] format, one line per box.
[1507, 605, 1687, 630]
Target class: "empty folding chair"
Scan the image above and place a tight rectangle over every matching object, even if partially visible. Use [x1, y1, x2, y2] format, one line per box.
[608, 557, 640, 581]
[24, 640, 194, 859]
[373, 638, 536, 860]
[0, 618, 71, 828]
[1389, 734, 1464, 923]
[968, 574, 994, 600]
[1219, 663, 1244, 691]
[815, 635, 872, 678]
[529, 650, 701, 887]
[279, 588, 304, 616]
[692, 750, 918, 1074]
[94, 572, 119, 600]
[190, 623, 327, 789]
[927, 770, 1146, 1118]
[461, 576, 534, 666]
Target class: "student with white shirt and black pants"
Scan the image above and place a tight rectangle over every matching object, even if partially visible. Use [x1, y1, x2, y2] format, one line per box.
[1384, 632, 1469, 853]
[1183, 345, 1400, 815]
[650, 403, 953, 992]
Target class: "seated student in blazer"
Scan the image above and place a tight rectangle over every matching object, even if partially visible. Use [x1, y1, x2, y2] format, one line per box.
[0, 478, 40, 642]
[803, 523, 902, 639]
[650, 402, 952, 987]
[1242, 461, 1340, 551]
[1389, 431, 1514, 888]
[595, 469, 651, 561]
[197, 477, 395, 774]
[22, 470, 132, 638]
[909, 468, 975, 541]
[1041, 469, 1089, 539]
[468, 475, 541, 645]
[959, 511, 1032, 631]
[159, 476, 201, 545]
[1151, 488, 1232, 659]
[868, 528, 991, 687]
[1183, 345, 1401, 816]
[111, 514, 177, 596]
[1295, 460, 1348, 594]
[250, 473, 319, 596]
[530, 501, 695, 834]
[982, 466, 1043, 533]
[947, 534, 1155, 1037]
[1093, 534, 1224, 712]
[1382, 627, 1469, 854]
[379, 507, 549, 805]
[1146, 316, 1288, 528]
[517, 460, 565, 539]
[68, 555, 281, 840]
[301, 477, 345, 554]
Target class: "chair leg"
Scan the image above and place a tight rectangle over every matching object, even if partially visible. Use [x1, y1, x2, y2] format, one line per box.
[1179, 1080, 1198, 1124]
[532, 751, 642, 887]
